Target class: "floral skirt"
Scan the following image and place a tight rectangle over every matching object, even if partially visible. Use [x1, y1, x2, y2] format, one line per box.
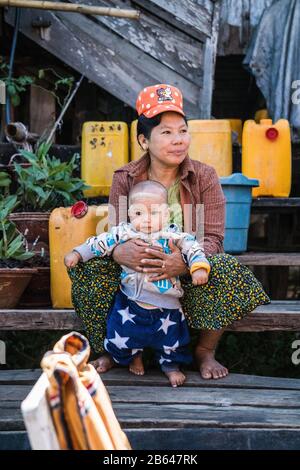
[67, 254, 270, 353]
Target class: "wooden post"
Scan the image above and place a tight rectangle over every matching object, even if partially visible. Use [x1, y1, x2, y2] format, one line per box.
[29, 84, 56, 142]
[199, 0, 220, 118]
[0, 0, 140, 19]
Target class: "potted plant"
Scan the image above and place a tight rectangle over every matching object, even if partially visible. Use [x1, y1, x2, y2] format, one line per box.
[0, 194, 37, 308]
[6, 141, 88, 307]
[10, 141, 88, 244]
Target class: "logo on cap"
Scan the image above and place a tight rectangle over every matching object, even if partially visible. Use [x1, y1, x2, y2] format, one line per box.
[157, 87, 173, 103]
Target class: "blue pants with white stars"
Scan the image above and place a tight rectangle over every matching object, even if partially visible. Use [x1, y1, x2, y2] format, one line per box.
[104, 289, 192, 372]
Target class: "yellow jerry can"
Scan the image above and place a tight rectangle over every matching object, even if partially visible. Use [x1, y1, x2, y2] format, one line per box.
[187, 120, 232, 176]
[255, 109, 269, 123]
[49, 202, 108, 308]
[242, 119, 291, 197]
[81, 121, 129, 197]
[130, 119, 145, 161]
[228, 119, 243, 145]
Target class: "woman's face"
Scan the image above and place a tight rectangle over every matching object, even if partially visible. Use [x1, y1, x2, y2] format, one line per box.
[141, 112, 191, 168]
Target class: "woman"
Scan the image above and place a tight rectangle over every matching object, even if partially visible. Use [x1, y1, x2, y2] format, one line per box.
[68, 84, 269, 380]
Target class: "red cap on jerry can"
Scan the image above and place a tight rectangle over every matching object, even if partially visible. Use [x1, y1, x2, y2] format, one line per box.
[71, 201, 88, 218]
[265, 127, 279, 141]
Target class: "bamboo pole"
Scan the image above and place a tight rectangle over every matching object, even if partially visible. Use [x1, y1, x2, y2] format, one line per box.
[0, 0, 140, 19]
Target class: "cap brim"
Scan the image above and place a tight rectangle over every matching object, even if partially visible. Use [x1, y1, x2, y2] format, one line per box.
[142, 104, 185, 118]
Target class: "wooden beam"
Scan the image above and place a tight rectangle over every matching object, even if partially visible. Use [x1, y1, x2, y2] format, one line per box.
[29, 84, 56, 141]
[0, 302, 300, 332]
[4, 7, 200, 115]
[198, 0, 220, 118]
[252, 198, 300, 208]
[69, 0, 204, 87]
[132, 0, 212, 41]
[1, 368, 300, 389]
[235, 252, 300, 266]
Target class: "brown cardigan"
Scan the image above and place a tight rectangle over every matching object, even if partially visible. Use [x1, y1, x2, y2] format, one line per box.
[108, 153, 226, 256]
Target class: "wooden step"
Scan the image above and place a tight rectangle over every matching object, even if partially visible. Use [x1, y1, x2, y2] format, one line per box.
[1, 370, 300, 450]
[252, 198, 300, 208]
[235, 252, 300, 266]
[0, 301, 299, 332]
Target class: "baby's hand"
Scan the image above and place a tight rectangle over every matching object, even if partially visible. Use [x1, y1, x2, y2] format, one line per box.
[64, 250, 82, 268]
[192, 268, 209, 286]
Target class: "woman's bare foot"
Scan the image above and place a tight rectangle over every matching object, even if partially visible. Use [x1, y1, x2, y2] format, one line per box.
[129, 354, 145, 375]
[90, 353, 115, 373]
[195, 346, 228, 380]
[164, 370, 186, 388]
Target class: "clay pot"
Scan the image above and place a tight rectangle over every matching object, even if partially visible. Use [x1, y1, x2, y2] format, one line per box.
[0, 268, 37, 308]
[9, 212, 50, 245]
[18, 266, 51, 307]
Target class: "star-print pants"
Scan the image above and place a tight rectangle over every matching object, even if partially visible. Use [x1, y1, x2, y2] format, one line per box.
[68, 254, 270, 353]
[104, 289, 192, 372]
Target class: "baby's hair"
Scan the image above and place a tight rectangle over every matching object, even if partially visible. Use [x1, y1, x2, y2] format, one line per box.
[129, 180, 167, 205]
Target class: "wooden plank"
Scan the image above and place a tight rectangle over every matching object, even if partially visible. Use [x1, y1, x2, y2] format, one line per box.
[227, 307, 300, 332]
[1, 302, 300, 331]
[125, 428, 300, 450]
[106, 386, 300, 408]
[2, 401, 300, 430]
[0, 431, 30, 450]
[1, 369, 300, 390]
[133, 0, 213, 40]
[252, 198, 300, 208]
[2, 384, 300, 408]
[0, 309, 83, 330]
[29, 84, 56, 141]
[4, 8, 200, 116]
[105, 404, 300, 428]
[199, 0, 220, 118]
[0, 370, 42, 385]
[2, 428, 300, 450]
[0, 386, 32, 401]
[235, 252, 300, 266]
[69, 0, 205, 86]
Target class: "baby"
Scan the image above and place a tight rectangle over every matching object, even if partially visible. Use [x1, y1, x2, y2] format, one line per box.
[65, 181, 210, 387]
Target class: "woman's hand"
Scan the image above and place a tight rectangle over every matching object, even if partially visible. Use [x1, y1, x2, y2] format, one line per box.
[112, 239, 163, 271]
[64, 251, 82, 268]
[141, 240, 189, 281]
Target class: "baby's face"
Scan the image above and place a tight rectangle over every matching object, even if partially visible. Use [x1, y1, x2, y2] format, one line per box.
[128, 196, 169, 234]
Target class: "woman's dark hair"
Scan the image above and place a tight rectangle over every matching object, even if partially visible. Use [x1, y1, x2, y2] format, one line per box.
[136, 113, 188, 147]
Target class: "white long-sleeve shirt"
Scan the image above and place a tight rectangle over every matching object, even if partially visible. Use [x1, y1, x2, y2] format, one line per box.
[74, 222, 210, 309]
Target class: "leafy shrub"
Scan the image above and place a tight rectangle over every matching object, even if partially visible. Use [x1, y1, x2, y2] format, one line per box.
[14, 142, 89, 211]
[0, 195, 34, 261]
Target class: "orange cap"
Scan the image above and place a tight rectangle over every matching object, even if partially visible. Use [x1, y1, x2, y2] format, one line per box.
[136, 84, 185, 118]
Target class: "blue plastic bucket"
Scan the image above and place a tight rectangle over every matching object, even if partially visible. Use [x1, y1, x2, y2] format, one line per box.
[220, 173, 259, 253]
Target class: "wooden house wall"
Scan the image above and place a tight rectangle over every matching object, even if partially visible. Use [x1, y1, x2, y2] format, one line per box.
[4, 0, 220, 119]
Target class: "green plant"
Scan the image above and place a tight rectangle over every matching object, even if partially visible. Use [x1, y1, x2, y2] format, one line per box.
[0, 195, 34, 261]
[14, 141, 89, 211]
[0, 171, 11, 196]
[0, 59, 34, 107]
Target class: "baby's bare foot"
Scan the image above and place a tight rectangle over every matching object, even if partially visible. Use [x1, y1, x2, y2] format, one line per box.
[129, 354, 145, 375]
[164, 370, 186, 388]
[90, 353, 115, 373]
[195, 346, 228, 379]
